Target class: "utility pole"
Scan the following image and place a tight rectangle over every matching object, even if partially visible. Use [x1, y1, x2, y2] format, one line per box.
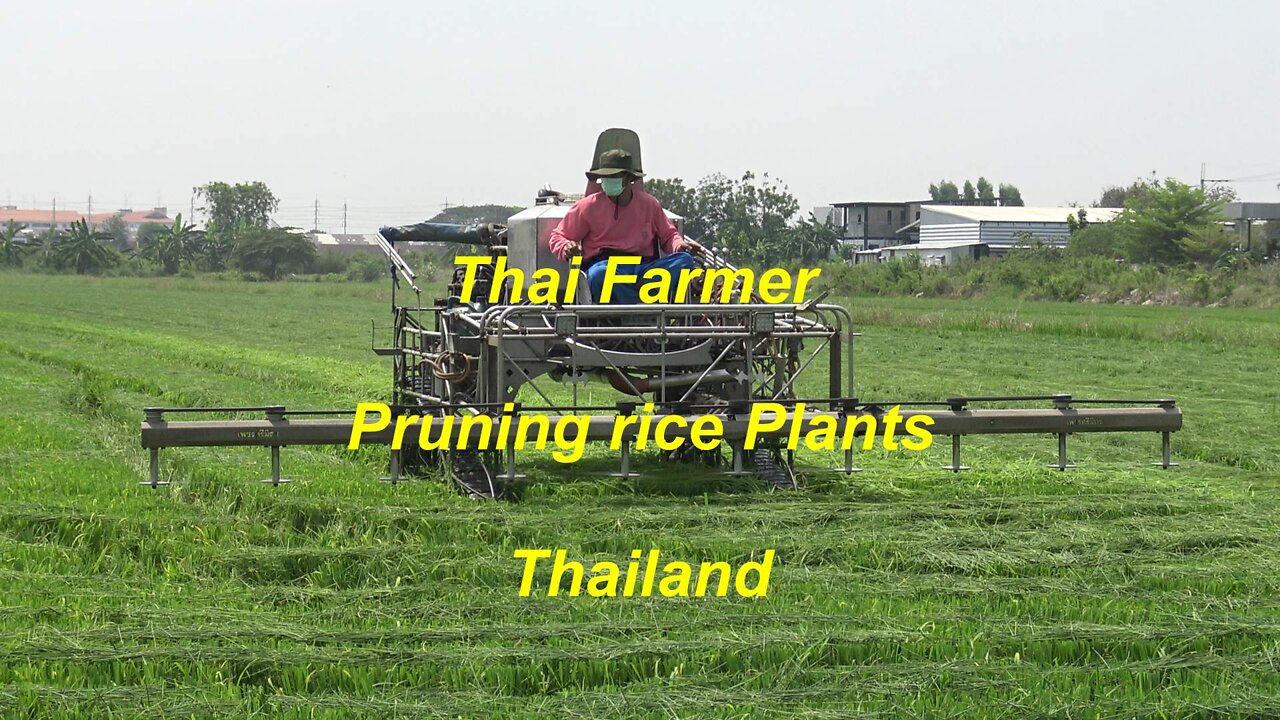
[313, 198, 319, 232]
[1199, 162, 1230, 192]
[190, 195, 195, 224]
[342, 201, 347, 235]
[88, 193, 92, 220]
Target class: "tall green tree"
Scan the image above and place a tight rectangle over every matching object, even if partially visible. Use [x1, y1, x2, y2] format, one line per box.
[141, 213, 204, 274]
[1114, 179, 1226, 266]
[54, 219, 119, 274]
[929, 181, 960, 202]
[644, 178, 700, 236]
[193, 181, 279, 242]
[232, 226, 316, 280]
[101, 213, 131, 250]
[962, 180, 977, 202]
[647, 172, 832, 265]
[998, 183, 1024, 206]
[1095, 181, 1149, 208]
[976, 177, 995, 202]
[1180, 224, 1236, 266]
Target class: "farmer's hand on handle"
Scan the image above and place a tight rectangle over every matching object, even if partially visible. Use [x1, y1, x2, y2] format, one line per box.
[676, 238, 703, 255]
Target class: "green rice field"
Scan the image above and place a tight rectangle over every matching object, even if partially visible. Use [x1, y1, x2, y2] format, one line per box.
[1, 272, 1278, 718]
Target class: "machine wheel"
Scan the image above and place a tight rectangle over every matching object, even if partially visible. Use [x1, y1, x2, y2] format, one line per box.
[449, 449, 504, 500]
[752, 447, 797, 490]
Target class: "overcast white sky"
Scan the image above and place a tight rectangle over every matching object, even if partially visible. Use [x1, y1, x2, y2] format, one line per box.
[3, 0, 1277, 232]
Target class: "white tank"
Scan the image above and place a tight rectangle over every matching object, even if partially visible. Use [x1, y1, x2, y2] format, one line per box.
[505, 198, 683, 279]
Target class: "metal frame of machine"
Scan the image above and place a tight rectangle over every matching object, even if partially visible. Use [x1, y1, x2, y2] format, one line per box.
[138, 129, 1183, 498]
[139, 214, 1183, 498]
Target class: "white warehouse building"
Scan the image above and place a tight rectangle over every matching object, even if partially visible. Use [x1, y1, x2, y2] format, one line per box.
[918, 206, 1122, 249]
[878, 240, 991, 266]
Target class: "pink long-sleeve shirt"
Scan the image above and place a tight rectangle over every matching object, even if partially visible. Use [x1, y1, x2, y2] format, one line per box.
[547, 189, 684, 263]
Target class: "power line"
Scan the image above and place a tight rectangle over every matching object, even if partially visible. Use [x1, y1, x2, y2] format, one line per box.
[1201, 162, 1280, 189]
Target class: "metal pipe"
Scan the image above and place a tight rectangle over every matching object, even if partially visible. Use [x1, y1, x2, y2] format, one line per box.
[148, 448, 161, 487]
[1157, 431, 1179, 469]
[265, 446, 284, 485]
[1048, 432, 1076, 471]
[373, 231, 420, 293]
[944, 435, 971, 473]
[142, 406, 1185, 449]
[383, 450, 402, 484]
[608, 368, 740, 395]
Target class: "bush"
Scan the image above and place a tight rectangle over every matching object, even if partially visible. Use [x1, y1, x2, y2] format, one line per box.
[819, 249, 1280, 307]
[310, 251, 349, 275]
[346, 253, 387, 282]
[1067, 224, 1123, 258]
[1040, 272, 1085, 302]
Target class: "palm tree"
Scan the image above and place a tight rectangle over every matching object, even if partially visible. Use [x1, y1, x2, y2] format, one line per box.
[54, 219, 118, 274]
[1, 220, 29, 266]
[32, 228, 58, 268]
[141, 213, 203, 274]
[198, 231, 233, 271]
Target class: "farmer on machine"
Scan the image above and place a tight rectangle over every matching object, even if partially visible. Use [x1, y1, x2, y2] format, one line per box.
[549, 148, 700, 304]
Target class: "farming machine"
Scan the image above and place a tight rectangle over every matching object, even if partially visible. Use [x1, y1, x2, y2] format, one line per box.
[140, 129, 1183, 498]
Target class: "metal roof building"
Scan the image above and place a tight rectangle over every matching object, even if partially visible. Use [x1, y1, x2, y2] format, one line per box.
[919, 206, 1122, 247]
[308, 232, 383, 255]
[879, 240, 992, 266]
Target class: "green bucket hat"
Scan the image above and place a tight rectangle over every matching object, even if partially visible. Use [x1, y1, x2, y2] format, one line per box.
[588, 149, 644, 179]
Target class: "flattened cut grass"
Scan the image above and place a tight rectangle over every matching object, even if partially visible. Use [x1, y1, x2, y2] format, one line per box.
[0, 272, 1278, 718]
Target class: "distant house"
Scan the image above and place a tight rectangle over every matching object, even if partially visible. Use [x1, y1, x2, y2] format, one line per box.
[828, 201, 919, 250]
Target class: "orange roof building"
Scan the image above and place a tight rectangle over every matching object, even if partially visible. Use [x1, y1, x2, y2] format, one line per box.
[0, 205, 173, 244]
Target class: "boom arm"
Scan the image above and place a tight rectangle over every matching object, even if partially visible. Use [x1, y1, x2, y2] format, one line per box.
[378, 222, 505, 246]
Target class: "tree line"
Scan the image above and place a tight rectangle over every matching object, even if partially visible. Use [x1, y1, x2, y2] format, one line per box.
[1, 181, 316, 279]
[928, 177, 1024, 206]
[5, 174, 1272, 282]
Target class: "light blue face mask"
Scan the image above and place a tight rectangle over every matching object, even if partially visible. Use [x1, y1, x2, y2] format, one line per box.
[600, 177, 627, 197]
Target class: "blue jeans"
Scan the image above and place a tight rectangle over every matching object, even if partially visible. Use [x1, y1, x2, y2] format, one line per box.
[585, 251, 695, 304]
